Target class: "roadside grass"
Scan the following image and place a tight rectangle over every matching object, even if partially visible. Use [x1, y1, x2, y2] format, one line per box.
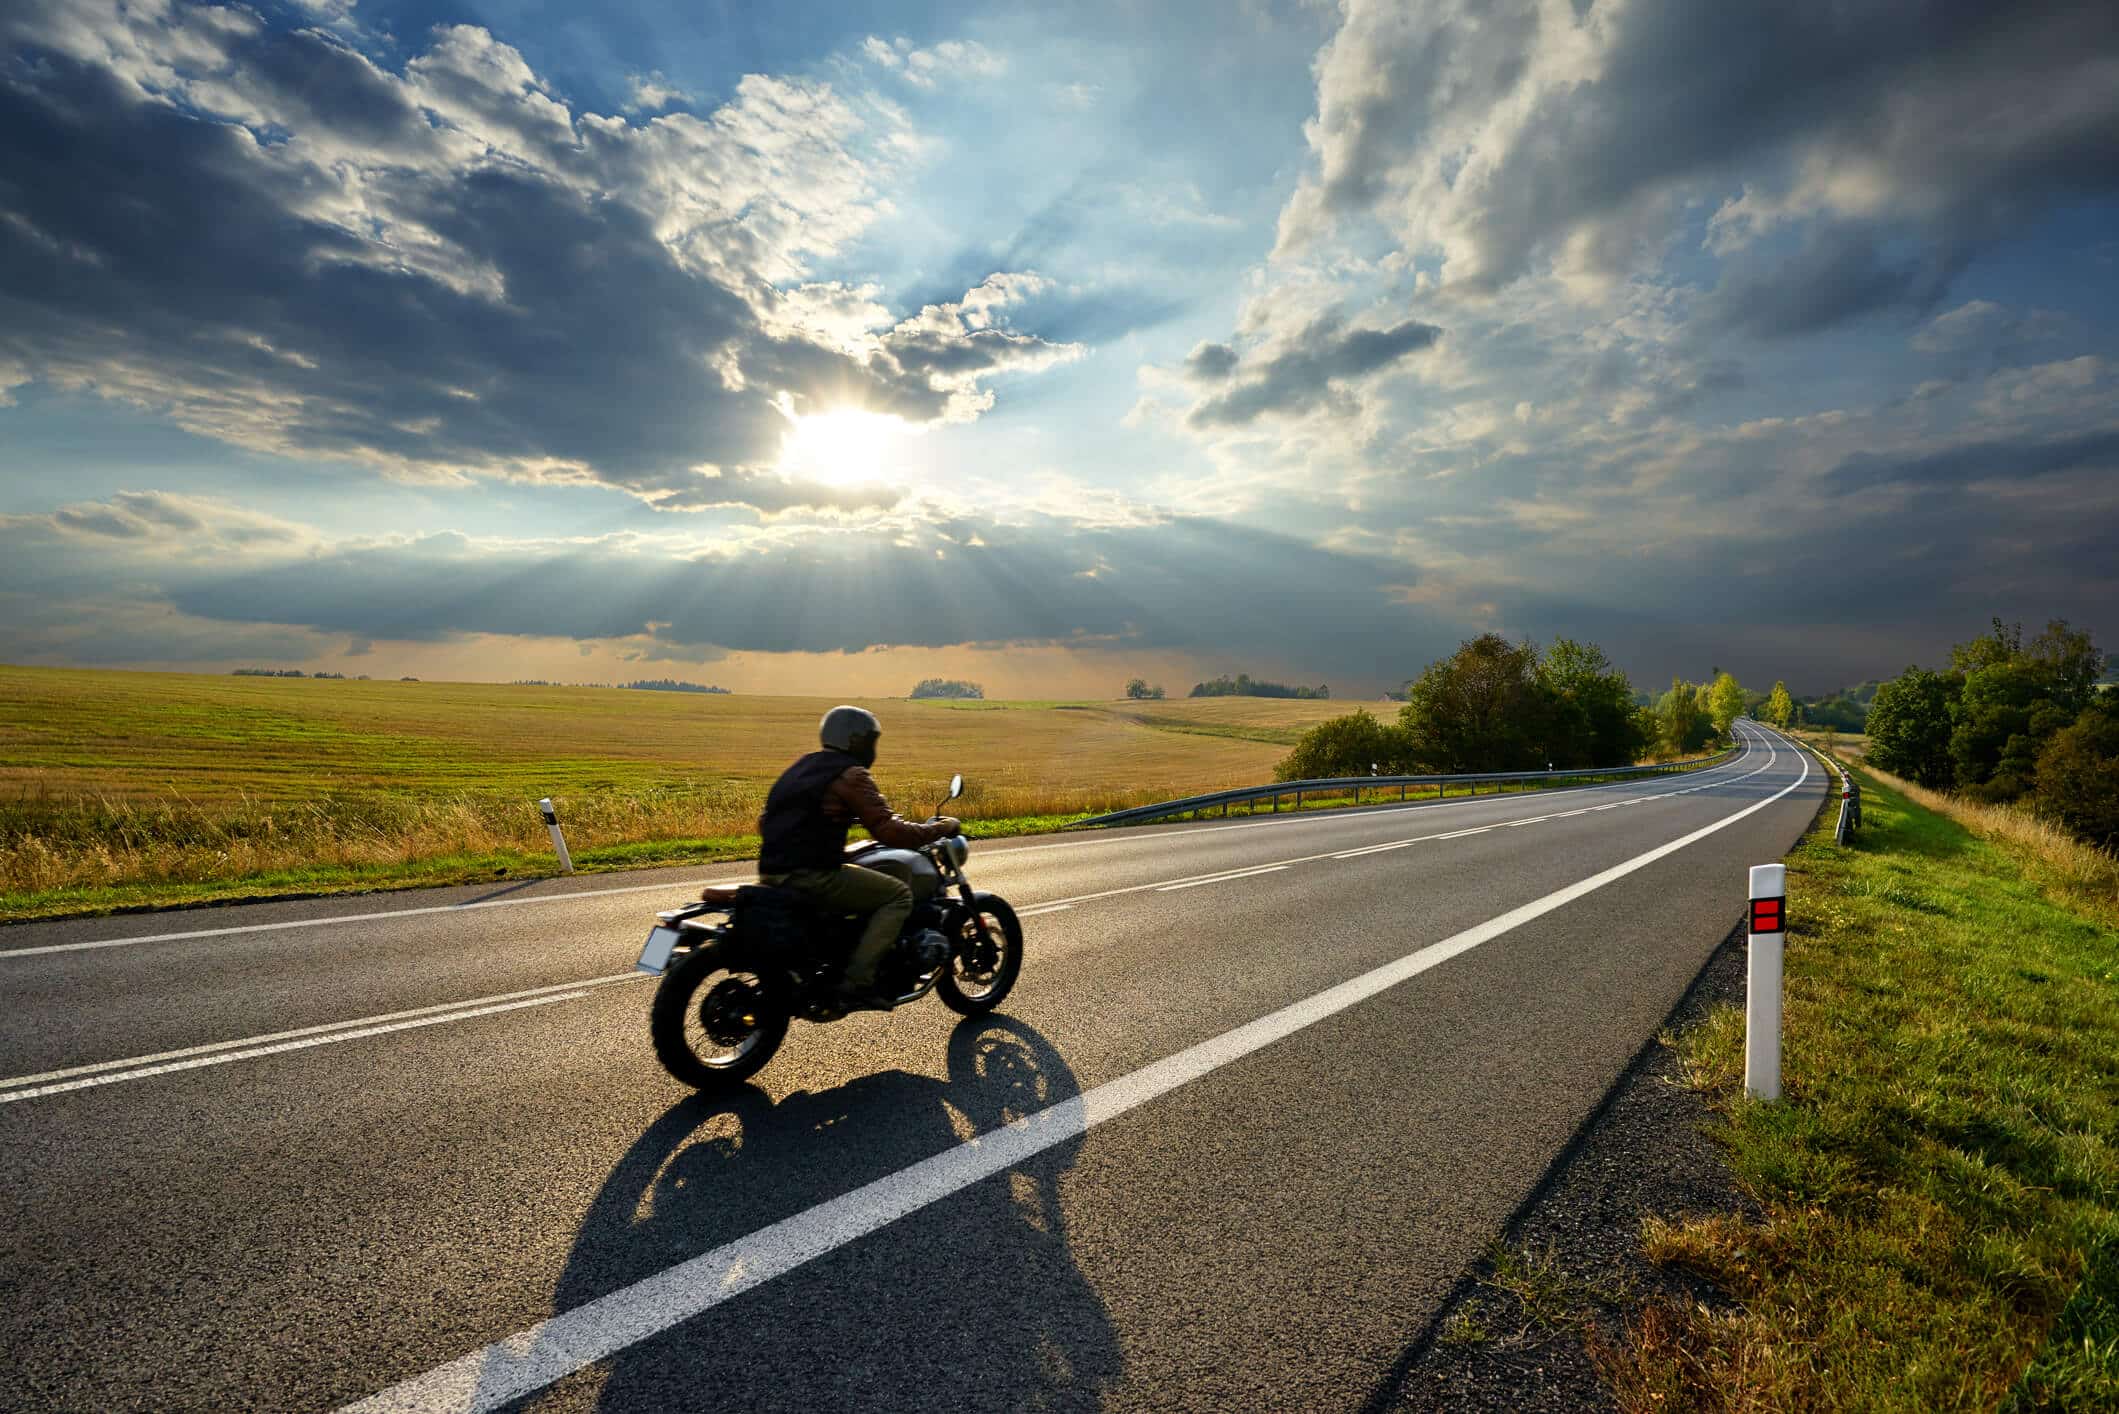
[0, 666, 1728, 922]
[0, 666, 1349, 919]
[1601, 752, 2119, 1410]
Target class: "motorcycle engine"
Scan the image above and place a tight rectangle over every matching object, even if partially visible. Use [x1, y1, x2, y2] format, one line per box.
[904, 927, 950, 970]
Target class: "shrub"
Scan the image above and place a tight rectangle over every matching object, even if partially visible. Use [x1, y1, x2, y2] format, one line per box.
[1274, 711, 1410, 781]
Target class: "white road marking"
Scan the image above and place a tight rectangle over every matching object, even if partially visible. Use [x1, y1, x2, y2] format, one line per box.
[0, 734, 1786, 1102]
[1331, 839, 1419, 860]
[0, 973, 645, 1093]
[3, 744, 1760, 960]
[0, 992, 599, 1105]
[337, 731, 1806, 1414]
[1156, 864, 1290, 892]
[2, 880, 752, 959]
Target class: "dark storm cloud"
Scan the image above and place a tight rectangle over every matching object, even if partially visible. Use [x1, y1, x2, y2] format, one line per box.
[1822, 425, 2119, 495]
[1704, 226, 1964, 338]
[157, 518, 1447, 669]
[1186, 315, 1440, 428]
[0, 9, 1074, 511]
[1281, 0, 2119, 310]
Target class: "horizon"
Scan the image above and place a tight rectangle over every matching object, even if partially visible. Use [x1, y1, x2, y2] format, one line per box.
[3, 2, 2114, 699]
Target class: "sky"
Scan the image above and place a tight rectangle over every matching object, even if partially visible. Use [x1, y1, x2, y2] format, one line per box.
[1, 0, 2115, 700]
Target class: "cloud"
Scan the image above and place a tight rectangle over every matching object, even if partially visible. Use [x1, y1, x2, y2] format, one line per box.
[1912, 299, 2068, 354]
[1703, 224, 1965, 338]
[10, 491, 313, 551]
[861, 36, 1006, 90]
[99, 517, 1440, 670]
[1274, 0, 2119, 307]
[0, 5, 1076, 514]
[1184, 313, 1441, 428]
[624, 71, 694, 114]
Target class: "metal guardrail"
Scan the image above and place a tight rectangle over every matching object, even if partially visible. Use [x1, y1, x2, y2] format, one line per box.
[1782, 728, 1859, 844]
[1068, 747, 1740, 830]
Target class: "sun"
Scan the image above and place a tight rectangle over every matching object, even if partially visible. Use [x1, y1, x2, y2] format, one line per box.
[775, 407, 912, 488]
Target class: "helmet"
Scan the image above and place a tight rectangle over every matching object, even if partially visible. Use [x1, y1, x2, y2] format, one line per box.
[819, 705, 881, 766]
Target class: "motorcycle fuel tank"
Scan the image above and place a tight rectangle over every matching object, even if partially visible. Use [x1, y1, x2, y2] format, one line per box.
[857, 846, 944, 902]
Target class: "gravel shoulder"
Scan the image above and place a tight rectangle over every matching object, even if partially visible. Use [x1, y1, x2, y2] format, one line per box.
[1361, 920, 1758, 1412]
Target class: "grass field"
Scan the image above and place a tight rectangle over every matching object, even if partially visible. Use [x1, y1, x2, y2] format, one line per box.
[1607, 746, 2119, 1410]
[0, 665, 1356, 919]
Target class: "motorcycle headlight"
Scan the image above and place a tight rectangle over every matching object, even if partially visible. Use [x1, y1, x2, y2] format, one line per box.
[942, 833, 970, 867]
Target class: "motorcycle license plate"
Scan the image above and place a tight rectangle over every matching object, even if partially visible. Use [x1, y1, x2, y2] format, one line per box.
[636, 926, 684, 975]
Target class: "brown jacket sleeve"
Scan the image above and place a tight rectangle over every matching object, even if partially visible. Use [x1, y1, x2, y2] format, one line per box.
[830, 767, 951, 849]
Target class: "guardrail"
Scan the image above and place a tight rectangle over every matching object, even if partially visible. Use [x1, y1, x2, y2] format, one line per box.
[1781, 728, 1860, 844]
[1067, 746, 1740, 830]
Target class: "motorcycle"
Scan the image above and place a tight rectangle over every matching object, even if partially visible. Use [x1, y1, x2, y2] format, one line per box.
[634, 774, 1025, 1090]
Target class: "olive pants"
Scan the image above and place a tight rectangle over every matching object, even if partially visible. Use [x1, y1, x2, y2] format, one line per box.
[764, 863, 912, 992]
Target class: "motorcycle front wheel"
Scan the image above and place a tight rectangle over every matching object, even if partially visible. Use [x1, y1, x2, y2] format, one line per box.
[650, 944, 789, 1089]
[937, 897, 1023, 1016]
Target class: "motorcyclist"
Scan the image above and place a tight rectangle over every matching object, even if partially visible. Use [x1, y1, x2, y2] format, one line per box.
[753, 706, 961, 1007]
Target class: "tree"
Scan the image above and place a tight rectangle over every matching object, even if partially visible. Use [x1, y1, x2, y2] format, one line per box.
[1398, 633, 1549, 772]
[2034, 698, 2119, 850]
[1536, 637, 1645, 766]
[1764, 681, 1794, 728]
[1865, 668, 1957, 787]
[1123, 678, 1165, 700]
[909, 678, 983, 700]
[1656, 677, 1713, 754]
[1707, 671, 1746, 738]
[1274, 711, 1411, 781]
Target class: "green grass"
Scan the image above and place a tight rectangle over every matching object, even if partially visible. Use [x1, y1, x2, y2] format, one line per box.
[0, 665, 1722, 921]
[0, 666, 1355, 920]
[1609, 754, 2119, 1411]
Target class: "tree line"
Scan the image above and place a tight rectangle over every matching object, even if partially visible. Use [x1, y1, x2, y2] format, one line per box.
[1864, 618, 2116, 849]
[1272, 633, 1747, 780]
[1188, 673, 1330, 699]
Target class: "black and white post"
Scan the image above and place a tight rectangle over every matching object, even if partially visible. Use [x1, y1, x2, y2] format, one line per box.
[1745, 863, 1786, 1101]
[539, 796, 573, 874]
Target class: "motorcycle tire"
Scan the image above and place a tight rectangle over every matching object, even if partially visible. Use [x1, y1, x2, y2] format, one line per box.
[937, 895, 1023, 1016]
[650, 943, 790, 1089]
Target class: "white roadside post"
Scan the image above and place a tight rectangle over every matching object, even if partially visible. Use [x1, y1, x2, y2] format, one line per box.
[1745, 863, 1786, 1101]
[539, 797, 574, 874]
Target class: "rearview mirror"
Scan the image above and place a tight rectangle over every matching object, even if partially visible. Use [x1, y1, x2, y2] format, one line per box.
[947, 773, 964, 802]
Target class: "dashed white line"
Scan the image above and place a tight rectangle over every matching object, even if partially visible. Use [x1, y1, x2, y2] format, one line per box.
[6, 745, 1760, 960]
[0, 972, 644, 1093]
[1157, 864, 1290, 892]
[0, 990, 604, 1105]
[3, 733, 1787, 1103]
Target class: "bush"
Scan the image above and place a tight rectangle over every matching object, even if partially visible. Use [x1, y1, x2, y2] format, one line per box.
[2035, 701, 2119, 851]
[1274, 711, 1410, 781]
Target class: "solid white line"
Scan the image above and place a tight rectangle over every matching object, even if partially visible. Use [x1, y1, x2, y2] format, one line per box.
[3, 746, 1760, 960]
[0, 973, 644, 1093]
[337, 730, 1807, 1414]
[1156, 864, 1289, 892]
[1015, 903, 1071, 918]
[2, 879, 752, 960]
[1435, 827, 1491, 840]
[0, 991, 600, 1105]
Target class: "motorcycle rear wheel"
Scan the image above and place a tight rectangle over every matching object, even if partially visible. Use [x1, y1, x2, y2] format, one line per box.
[937, 898, 1022, 1016]
[650, 944, 789, 1089]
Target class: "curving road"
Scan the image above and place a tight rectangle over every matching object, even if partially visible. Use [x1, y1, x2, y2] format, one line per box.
[0, 723, 1821, 1412]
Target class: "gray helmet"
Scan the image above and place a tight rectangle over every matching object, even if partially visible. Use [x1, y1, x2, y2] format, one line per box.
[819, 705, 881, 765]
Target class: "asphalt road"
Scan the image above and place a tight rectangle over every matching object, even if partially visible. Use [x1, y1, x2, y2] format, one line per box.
[0, 723, 1822, 1413]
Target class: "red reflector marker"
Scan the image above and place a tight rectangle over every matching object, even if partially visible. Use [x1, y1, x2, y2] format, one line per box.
[1750, 897, 1783, 932]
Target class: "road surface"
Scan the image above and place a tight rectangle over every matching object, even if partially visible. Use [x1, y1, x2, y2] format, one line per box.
[0, 723, 1821, 1412]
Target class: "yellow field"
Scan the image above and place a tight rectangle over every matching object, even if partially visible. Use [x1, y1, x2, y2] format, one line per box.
[0, 665, 1356, 916]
